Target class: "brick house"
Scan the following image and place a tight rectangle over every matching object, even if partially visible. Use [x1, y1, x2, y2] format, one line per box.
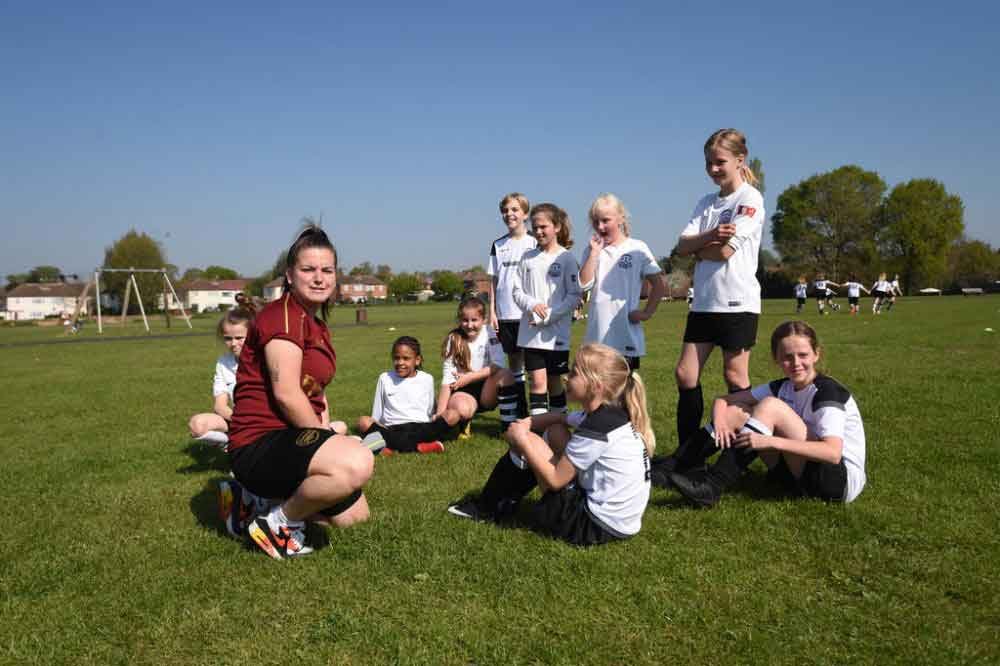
[5, 282, 92, 321]
[338, 275, 387, 303]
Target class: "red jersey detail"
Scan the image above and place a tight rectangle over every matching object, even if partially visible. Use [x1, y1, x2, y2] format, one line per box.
[228, 293, 336, 449]
[736, 205, 757, 218]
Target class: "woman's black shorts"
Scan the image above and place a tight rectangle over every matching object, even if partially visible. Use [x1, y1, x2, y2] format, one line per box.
[229, 428, 363, 515]
[531, 485, 623, 547]
[682, 311, 758, 351]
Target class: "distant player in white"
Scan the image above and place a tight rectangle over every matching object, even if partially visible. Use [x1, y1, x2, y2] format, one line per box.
[793, 276, 808, 313]
[668, 320, 867, 508]
[655, 129, 766, 482]
[511, 203, 582, 418]
[814, 273, 841, 314]
[843, 274, 870, 315]
[579, 193, 666, 370]
[871, 272, 891, 314]
[885, 273, 901, 311]
[357, 336, 461, 455]
[488, 192, 536, 419]
[450, 343, 655, 546]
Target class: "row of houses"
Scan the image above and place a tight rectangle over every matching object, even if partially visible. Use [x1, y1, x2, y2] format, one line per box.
[1, 271, 494, 321]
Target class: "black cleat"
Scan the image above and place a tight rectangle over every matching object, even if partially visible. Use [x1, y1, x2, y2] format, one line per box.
[649, 455, 678, 489]
[668, 468, 723, 508]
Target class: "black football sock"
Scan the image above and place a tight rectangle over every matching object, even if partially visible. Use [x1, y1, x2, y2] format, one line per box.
[677, 384, 704, 447]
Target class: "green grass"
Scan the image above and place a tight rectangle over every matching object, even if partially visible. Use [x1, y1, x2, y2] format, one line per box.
[2, 297, 998, 664]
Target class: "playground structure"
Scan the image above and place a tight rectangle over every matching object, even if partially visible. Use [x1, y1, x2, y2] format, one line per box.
[73, 268, 192, 334]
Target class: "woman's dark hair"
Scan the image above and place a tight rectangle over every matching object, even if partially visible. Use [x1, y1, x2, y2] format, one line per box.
[392, 335, 423, 369]
[216, 293, 256, 338]
[770, 320, 821, 359]
[284, 224, 338, 320]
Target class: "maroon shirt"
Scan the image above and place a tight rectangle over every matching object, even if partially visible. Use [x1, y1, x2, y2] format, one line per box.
[228, 292, 336, 450]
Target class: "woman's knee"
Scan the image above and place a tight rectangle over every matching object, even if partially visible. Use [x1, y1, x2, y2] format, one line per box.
[189, 414, 209, 437]
[674, 363, 698, 389]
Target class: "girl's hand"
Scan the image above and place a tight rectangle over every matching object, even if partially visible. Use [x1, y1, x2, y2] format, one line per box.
[532, 303, 550, 320]
[490, 313, 499, 332]
[628, 309, 650, 323]
[589, 233, 605, 254]
[714, 223, 736, 242]
[733, 430, 766, 450]
[451, 375, 466, 390]
[713, 424, 737, 449]
[506, 418, 532, 447]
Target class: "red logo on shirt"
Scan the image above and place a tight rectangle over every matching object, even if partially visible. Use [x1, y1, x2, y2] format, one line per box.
[736, 205, 756, 217]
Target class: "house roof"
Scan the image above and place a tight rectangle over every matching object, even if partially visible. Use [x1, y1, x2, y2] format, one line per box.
[8, 282, 89, 298]
[181, 279, 250, 292]
[341, 274, 385, 286]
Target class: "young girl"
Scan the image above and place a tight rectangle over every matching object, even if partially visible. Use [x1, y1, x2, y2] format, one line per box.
[449, 343, 654, 547]
[511, 203, 582, 418]
[814, 273, 841, 314]
[357, 336, 459, 455]
[488, 192, 537, 419]
[793, 276, 808, 313]
[657, 129, 765, 479]
[580, 193, 665, 370]
[667, 320, 867, 508]
[843, 274, 870, 315]
[188, 296, 256, 449]
[436, 295, 518, 436]
[886, 274, 901, 311]
[871, 272, 891, 314]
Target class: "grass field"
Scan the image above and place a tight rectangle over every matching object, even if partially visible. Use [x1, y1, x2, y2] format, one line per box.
[2, 297, 998, 664]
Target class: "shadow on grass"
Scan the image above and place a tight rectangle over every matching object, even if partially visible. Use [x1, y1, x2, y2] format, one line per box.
[178, 440, 229, 474]
[650, 470, 793, 509]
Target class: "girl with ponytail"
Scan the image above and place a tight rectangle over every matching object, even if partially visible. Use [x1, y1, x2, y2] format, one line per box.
[449, 343, 654, 547]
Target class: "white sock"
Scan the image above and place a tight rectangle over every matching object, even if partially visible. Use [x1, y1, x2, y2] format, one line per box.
[742, 417, 773, 437]
[195, 430, 229, 445]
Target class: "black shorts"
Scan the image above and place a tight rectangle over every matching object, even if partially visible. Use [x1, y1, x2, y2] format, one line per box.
[872, 290, 886, 299]
[682, 312, 758, 351]
[456, 379, 491, 412]
[531, 485, 624, 547]
[796, 297, 806, 306]
[767, 456, 847, 502]
[228, 428, 363, 516]
[363, 419, 450, 452]
[497, 320, 522, 355]
[848, 296, 859, 306]
[523, 348, 570, 375]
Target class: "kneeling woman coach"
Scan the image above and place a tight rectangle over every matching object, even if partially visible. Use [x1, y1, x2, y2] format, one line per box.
[229, 225, 374, 560]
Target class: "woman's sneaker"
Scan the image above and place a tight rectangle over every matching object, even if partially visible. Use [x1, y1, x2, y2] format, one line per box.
[247, 515, 314, 560]
[416, 441, 445, 454]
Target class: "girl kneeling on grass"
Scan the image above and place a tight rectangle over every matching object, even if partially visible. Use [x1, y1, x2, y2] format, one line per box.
[188, 294, 256, 449]
[450, 343, 654, 547]
[436, 295, 518, 437]
[227, 225, 375, 560]
[356, 336, 460, 456]
[667, 320, 867, 508]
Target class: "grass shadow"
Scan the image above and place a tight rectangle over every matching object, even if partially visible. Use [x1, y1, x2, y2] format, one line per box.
[178, 440, 229, 474]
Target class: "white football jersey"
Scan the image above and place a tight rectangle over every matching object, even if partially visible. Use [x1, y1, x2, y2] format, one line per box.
[581, 237, 662, 357]
[488, 233, 537, 321]
[682, 182, 765, 313]
[441, 326, 507, 385]
[212, 352, 238, 399]
[371, 370, 435, 426]
[512, 247, 582, 351]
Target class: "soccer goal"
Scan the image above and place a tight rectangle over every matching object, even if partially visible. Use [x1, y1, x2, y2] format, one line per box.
[91, 268, 192, 334]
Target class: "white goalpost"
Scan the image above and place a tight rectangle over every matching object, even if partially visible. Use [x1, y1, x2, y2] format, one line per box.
[93, 268, 192, 334]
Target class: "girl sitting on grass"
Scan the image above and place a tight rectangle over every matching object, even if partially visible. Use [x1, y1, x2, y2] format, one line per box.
[450, 343, 654, 547]
[356, 336, 460, 455]
[666, 320, 867, 508]
[188, 294, 256, 449]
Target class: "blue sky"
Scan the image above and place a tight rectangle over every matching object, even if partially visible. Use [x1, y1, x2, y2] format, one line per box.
[2, 1, 997, 279]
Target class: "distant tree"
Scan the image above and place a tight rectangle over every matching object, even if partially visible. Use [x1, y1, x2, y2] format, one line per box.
[771, 165, 886, 281]
[28, 265, 62, 283]
[375, 264, 393, 283]
[203, 265, 240, 280]
[5, 273, 29, 289]
[880, 178, 964, 293]
[948, 238, 997, 289]
[388, 273, 422, 300]
[748, 157, 765, 196]
[102, 229, 169, 313]
[431, 271, 464, 300]
[463, 264, 487, 275]
[349, 261, 374, 276]
[181, 267, 204, 282]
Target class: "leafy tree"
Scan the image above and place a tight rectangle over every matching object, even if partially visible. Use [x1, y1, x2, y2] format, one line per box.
[748, 157, 765, 196]
[431, 271, 464, 300]
[5, 273, 29, 289]
[203, 265, 240, 280]
[181, 268, 205, 282]
[462, 264, 487, 275]
[349, 261, 374, 276]
[388, 273, 422, 300]
[948, 238, 997, 289]
[375, 264, 393, 283]
[880, 178, 964, 293]
[771, 165, 886, 280]
[102, 229, 169, 313]
[28, 265, 62, 282]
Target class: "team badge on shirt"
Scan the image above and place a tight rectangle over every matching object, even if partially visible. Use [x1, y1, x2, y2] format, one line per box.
[548, 263, 562, 277]
[618, 255, 633, 269]
[296, 429, 322, 447]
[736, 205, 756, 217]
[720, 209, 733, 224]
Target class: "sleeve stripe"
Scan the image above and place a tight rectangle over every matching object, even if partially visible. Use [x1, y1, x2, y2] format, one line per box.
[573, 428, 609, 443]
[814, 400, 846, 411]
